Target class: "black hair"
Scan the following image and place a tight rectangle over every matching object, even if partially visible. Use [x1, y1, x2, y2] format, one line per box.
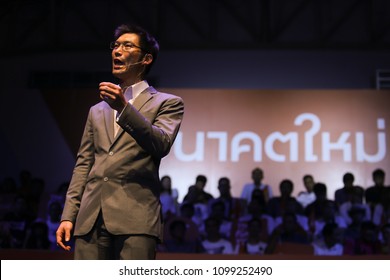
[373, 168, 385, 178]
[196, 175, 207, 184]
[114, 24, 159, 77]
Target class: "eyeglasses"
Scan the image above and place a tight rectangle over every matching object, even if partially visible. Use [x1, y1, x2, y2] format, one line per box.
[109, 41, 146, 52]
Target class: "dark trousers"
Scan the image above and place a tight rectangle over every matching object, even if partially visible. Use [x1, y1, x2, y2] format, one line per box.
[74, 212, 157, 260]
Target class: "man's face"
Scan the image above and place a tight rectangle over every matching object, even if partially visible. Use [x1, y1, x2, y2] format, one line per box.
[195, 180, 206, 189]
[218, 179, 230, 196]
[252, 169, 263, 183]
[304, 176, 315, 192]
[111, 33, 144, 80]
[373, 175, 385, 186]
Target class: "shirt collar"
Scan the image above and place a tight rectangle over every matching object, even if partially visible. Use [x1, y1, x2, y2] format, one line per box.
[120, 80, 149, 103]
[131, 80, 149, 100]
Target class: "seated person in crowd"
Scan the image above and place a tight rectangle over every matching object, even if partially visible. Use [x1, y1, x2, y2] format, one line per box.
[208, 177, 247, 221]
[46, 200, 64, 250]
[3, 195, 35, 248]
[365, 169, 388, 211]
[311, 200, 347, 237]
[237, 218, 268, 255]
[160, 175, 179, 221]
[241, 168, 273, 204]
[312, 222, 344, 256]
[334, 172, 364, 206]
[372, 187, 390, 227]
[23, 219, 51, 250]
[0, 177, 18, 220]
[296, 174, 316, 208]
[178, 202, 204, 230]
[304, 182, 336, 232]
[343, 205, 372, 241]
[201, 217, 235, 255]
[339, 191, 371, 226]
[183, 175, 213, 221]
[159, 219, 204, 253]
[236, 189, 274, 244]
[201, 200, 233, 240]
[273, 199, 310, 234]
[183, 175, 213, 205]
[267, 179, 304, 218]
[0, 221, 12, 248]
[380, 223, 390, 255]
[343, 221, 381, 255]
[265, 212, 310, 254]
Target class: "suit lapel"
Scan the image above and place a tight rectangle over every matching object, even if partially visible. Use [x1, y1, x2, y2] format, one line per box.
[113, 86, 156, 140]
[132, 86, 156, 111]
[103, 102, 115, 144]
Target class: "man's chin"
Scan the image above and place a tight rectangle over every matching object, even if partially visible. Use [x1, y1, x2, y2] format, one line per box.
[112, 70, 125, 79]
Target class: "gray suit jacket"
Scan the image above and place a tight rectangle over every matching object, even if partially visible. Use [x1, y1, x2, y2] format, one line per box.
[61, 86, 184, 241]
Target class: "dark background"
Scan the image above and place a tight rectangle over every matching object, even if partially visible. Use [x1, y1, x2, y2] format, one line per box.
[1, 0, 390, 192]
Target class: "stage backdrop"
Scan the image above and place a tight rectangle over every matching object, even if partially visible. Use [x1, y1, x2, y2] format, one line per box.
[41, 88, 389, 202]
[157, 89, 390, 202]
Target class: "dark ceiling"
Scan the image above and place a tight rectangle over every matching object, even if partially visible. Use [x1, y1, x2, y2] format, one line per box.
[2, 0, 390, 57]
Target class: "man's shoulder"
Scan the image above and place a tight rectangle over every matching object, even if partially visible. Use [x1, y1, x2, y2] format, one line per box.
[354, 185, 364, 192]
[242, 183, 254, 189]
[204, 191, 214, 199]
[297, 191, 308, 197]
[365, 185, 376, 191]
[335, 187, 344, 194]
[151, 87, 182, 100]
[90, 100, 108, 111]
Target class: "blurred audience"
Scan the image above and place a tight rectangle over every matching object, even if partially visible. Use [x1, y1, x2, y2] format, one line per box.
[241, 168, 273, 204]
[334, 172, 364, 206]
[312, 222, 344, 256]
[236, 218, 268, 255]
[160, 175, 179, 221]
[0, 168, 389, 257]
[159, 218, 204, 253]
[365, 169, 388, 211]
[183, 175, 213, 222]
[267, 179, 304, 218]
[24, 220, 51, 250]
[344, 221, 382, 255]
[3, 195, 35, 248]
[208, 177, 247, 221]
[296, 174, 316, 208]
[265, 212, 310, 254]
[201, 217, 235, 254]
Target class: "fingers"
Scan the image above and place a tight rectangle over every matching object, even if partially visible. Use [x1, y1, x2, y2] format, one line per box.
[99, 82, 121, 93]
[56, 221, 73, 251]
[57, 240, 71, 251]
[99, 82, 128, 112]
[56, 232, 70, 251]
[65, 229, 71, 242]
[99, 82, 118, 88]
[99, 82, 123, 103]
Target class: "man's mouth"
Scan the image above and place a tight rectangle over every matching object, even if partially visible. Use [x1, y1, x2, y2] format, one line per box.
[113, 59, 125, 69]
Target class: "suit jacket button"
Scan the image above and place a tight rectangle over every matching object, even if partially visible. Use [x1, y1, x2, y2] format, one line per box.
[109, 151, 114, 156]
[103, 177, 109, 181]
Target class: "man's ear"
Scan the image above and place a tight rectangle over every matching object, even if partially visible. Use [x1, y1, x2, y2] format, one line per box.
[143, 53, 153, 65]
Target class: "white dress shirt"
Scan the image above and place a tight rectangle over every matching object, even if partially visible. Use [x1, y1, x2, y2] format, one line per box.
[114, 80, 149, 136]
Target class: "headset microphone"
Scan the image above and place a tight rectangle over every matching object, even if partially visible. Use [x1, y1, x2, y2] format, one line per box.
[129, 60, 144, 66]
[129, 55, 148, 66]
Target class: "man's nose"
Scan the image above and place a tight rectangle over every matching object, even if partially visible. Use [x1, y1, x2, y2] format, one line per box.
[113, 47, 123, 56]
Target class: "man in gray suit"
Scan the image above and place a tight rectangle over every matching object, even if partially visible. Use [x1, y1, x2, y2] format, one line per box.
[56, 24, 184, 259]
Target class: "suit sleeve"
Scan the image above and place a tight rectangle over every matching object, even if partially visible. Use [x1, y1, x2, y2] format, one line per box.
[61, 108, 95, 223]
[117, 95, 184, 159]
